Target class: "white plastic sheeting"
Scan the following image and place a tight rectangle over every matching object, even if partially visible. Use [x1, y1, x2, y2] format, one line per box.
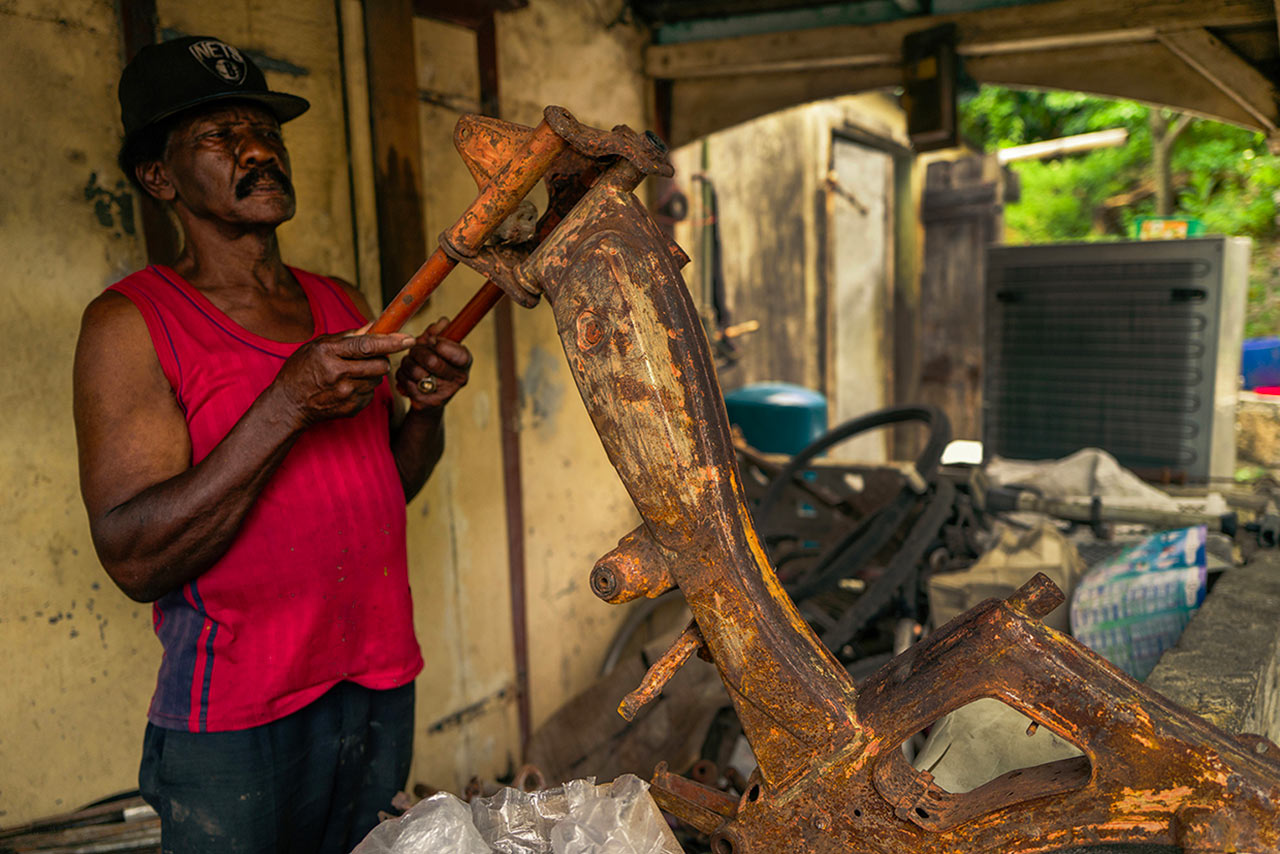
[353, 774, 682, 854]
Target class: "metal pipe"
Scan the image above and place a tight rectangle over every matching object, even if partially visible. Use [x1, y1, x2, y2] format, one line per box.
[997, 128, 1129, 164]
[440, 281, 505, 342]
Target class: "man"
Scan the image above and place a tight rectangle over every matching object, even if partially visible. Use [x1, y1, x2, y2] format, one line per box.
[72, 36, 469, 853]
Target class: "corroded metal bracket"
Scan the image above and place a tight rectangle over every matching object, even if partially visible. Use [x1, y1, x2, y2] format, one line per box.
[372, 106, 1280, 853]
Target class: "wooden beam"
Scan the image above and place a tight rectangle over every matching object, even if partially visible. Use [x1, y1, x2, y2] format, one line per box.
[363, 0, 429, 308]
[967, 41, 1265, 130]
[413, 0, 527, 29]
[646, 0, 1273, 79]
[667, 37, 1270, 146]
[1157, 27, 1279, 133]
[668, 65, 903, 147]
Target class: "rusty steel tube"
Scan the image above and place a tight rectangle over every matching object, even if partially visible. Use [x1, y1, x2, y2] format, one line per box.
[440, 281, 505, 342]
[369, 247, 457, 335]
[443, 118, 567, 255]
[368, 118, 567, 335]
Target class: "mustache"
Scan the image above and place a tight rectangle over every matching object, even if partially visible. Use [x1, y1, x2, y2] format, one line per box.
[235, 165, 293, 200]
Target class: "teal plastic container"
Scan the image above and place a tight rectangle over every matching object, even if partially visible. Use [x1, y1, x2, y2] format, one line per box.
[723, 383, 828, 456]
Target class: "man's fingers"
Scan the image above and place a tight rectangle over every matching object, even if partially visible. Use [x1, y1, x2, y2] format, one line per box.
[425, 316, 449, 336]
[336, 332, 415, 358]
[344, 357, 394, 379]
[431, 338, 473, 368]
[425, 358, 467, 385]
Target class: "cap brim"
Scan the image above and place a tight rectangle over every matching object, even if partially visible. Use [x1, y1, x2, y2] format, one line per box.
[127, 90, 310, 146]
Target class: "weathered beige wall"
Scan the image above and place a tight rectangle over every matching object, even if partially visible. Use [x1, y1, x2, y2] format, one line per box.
[0, 0, 152, 824]
[670, 95, 909, 419]
[403, 16, 519, 791]
[495, 0, 650, 731]
[2, 0, 652, 825]
[0, 0, 363, 826]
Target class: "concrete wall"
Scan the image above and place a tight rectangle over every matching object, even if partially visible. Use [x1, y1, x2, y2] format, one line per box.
[1148, 554, 1280, 743]
[0, 0, 648, 826]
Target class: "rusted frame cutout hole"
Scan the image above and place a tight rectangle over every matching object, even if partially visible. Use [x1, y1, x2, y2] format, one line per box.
[877, 698, 1091, 832]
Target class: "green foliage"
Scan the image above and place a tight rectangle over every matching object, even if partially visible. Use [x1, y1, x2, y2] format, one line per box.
[959, 86, 1280, 335]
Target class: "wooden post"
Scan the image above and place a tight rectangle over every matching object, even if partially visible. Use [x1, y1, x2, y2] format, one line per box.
[362, 0, 430, 309]
[115, 0, 182, 266]
[915, 154, 1006, 442]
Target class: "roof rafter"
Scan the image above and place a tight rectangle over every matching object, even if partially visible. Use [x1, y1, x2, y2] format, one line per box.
[1157, 26, 1279, 133]
[646, 0, 1275, 78]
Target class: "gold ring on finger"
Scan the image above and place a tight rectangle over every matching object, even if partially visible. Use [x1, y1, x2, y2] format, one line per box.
[417, 375, 438, 395]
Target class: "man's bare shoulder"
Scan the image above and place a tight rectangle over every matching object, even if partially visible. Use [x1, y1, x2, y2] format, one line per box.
[75, 288, 171, 397]
[79, 289, 148, 345]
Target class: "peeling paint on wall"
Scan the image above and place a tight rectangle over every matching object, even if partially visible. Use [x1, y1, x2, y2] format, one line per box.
[519, 344, 566, 430]
[82, 172, 135, 236]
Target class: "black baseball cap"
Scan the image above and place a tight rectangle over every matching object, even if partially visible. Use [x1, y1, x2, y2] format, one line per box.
[119, 36, 310, 148]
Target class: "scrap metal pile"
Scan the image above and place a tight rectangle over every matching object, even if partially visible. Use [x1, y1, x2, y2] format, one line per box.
[357, 105, 1280, 852]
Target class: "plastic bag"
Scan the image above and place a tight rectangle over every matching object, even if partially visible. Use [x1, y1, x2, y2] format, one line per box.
[1070, 525, 1207, 680]
[548, 777, 675, 854]
[354, 792, 491, 854]
[353, 774, 682, 854]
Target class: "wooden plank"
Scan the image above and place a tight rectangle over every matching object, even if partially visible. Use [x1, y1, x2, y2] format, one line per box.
[363, 0, 430, 308]
[646, 0, 1273, 79]
[1158, 27, 1279, 132]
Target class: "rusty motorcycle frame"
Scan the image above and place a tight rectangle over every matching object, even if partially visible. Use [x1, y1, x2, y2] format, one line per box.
[368, 106, 1280, 853]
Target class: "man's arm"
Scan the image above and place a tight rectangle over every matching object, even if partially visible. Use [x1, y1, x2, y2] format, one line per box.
[73, 291, 415, 602]
[333, 281, 472, 501]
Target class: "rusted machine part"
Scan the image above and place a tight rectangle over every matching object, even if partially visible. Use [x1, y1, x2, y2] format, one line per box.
[651, 761, 738, 831]
[690, 758, 721, 787]
[725, 766, 751, 796]
[653, 575, 1280, 852]
[368, 116, 568, 334]
[618, 619, 706, 721]
[512, 763, 547, 793]
[590, 524, 676, 604]
[440, 117, 567, 262]
[542, 106, 673, 178]
[521, 155, 861, 789]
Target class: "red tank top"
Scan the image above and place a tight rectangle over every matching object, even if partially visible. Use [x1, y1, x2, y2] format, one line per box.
[108, 265, 422, 732]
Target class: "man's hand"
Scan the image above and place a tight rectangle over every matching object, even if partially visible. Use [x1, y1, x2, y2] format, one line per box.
[273, 327, 416, 426]
[395, 317, 473, 411]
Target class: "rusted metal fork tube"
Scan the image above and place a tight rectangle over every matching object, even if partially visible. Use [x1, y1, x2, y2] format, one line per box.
[439, 281, 505, 342]
[370, 248, 457, 335]
[369, 119, 567, 335]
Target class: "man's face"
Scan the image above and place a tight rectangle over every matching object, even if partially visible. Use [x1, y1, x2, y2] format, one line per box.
[158, 102, 296, 227]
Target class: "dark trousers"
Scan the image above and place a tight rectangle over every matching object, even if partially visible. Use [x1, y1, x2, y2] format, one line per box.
[139, 681, 414, 854]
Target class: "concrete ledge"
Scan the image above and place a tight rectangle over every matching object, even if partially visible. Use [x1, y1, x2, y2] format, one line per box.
[1146, 552, 1280, 741]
